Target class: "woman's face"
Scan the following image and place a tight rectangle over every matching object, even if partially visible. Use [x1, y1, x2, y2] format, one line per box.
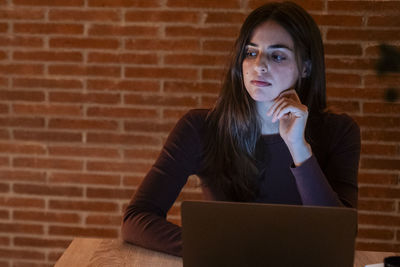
[242, 20, 300, 105]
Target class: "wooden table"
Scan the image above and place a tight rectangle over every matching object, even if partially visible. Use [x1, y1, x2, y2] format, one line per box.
[55, 238, 397, 267]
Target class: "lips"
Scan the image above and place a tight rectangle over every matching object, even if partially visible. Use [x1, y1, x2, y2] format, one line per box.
[250, 80, 271, 87]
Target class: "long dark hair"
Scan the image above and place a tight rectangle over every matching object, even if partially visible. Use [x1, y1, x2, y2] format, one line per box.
[201, 1, 327, 202]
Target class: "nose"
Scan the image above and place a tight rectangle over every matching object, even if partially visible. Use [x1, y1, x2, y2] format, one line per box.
[254, 55, 268, 73]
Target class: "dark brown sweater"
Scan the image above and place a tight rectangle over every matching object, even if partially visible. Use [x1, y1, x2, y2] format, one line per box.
[122, 109, 360, 257]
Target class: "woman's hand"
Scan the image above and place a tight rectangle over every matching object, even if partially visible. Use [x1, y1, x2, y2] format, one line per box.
[267, 89, 312, 166]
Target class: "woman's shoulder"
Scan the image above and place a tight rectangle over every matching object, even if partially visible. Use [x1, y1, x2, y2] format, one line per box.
[174, 109, 210, 135]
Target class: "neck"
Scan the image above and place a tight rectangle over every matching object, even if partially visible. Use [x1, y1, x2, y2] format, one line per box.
[256, 102, 279, 135]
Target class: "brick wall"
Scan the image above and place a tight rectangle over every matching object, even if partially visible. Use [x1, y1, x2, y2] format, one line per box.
[0, 0, 399, 266]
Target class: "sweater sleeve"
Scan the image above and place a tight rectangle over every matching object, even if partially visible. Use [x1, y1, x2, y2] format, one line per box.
[291, 114, 360, 208]
[121, 110, 204, 257]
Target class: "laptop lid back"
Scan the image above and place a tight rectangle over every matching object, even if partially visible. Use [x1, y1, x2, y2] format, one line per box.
[182, 201, 357, 267]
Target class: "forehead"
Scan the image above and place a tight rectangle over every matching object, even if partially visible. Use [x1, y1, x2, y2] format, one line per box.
[249, 20, 294, 49]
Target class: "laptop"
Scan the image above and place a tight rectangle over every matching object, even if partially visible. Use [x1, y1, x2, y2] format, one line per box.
[181, 201, 357, 267]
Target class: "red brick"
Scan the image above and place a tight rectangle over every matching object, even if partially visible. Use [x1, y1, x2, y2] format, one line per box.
[368, 16, 400, 27]
[49, 118, 118, 130]
[0, 103, 8, 113]
[13, 184, 83, 197]
[202, 67, 225, 81]
[0, 23, 7, 33]
[87, 133, 160, 146]
[86, 160, 151, 173]
[0, 36, 43, 47]
[49, 92, 121, 104]
[358, 172, 398, 185]
[364, 74, 400, 88]
[0, 8, 45, 20]
[362, 130, 400, 142]
[249, 0, 324, 11]
[122, 175, 142, 187]
[0, 248, 44, 260]
[168, 0, 240, 9]
[13, 77, 83, 89]
[0, 183, 9, 192]
[0, 129, 9, 140]
[13, 104, 83, 116]
[326, 100, 360, 113]
[325, 58, 375, 71]
[13, 0, 84, 6]
[125, 39, 200, 51]
[205, 11, 246, 24]
[50, 37, 119, 49]
[13, 130, 82, 143]
[13, 157, 83, 171]
[0, 64, 44, 75]
[124, 148, 160, 160]
[0, 156, 9, 167]
[86, 187, 133, 199]
[0, 196, 44, 208]
[164, 53, 228, 66]
[357, 199, 395, 212]
[87, 107, 158, 118]
[361, 158, 400, 171]
[88, 0, 160, 8]
[327, 29, 400, 42]
[48, 146, 119, 158]
[0, 51, 6, 61]
[326, 87, 384, 100]
[0, 170, 46, 182]
[358, 213, 400, 227]
[356, 242, 400, 253]
[204, 40, 234, 52]
[359, 186, 400, 199]
[49, 199, 118, 212]
[13, 51, 82, 62]
[88, 52, 158, 64]
[166, 25, 239, 38]
[126, 10, 199, 23]
[328, 1, 400, 13]
[14, 237, 71, 248]
[48, 251, 64, 263]
[86, 215, 122, 226]
[4, 116, 42, 128]
[124, 121, 175, 133]
[326, 73, 362, 86]
[164, 81, 220, 94]
[49, 9, 120, 22]
[126, 66, 198, 80]
[49, 225, 118, 238]
[49, 172, 120, 185]
[14, 23, 83, 34]
[0, 210, 9, 220]
[357, 228, 394, 240]
[13, 211, 80, 224]
[0, 142, 46, 154]
[0, 222, 43, 235]
[124, 94, 199, 107]
[314, 14, 363, 27]
[353, 115, 400, 128]
[49, 64, 121, 77]
[361, 143, 398, 156]
[89, 24, 159, 37]
[363, 102, 400, 114]
[87, 79, 160, 92]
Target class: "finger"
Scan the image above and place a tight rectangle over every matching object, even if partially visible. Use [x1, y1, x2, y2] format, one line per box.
[272, 101, 294, 122]
[278, 88, 300, 102]
[267, 97, 285, 116]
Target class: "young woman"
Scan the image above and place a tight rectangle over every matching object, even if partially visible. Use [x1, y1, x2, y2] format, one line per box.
[122, 1, 360, 257]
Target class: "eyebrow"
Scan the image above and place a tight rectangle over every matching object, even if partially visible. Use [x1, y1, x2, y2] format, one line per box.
[248, 42, 293, 51]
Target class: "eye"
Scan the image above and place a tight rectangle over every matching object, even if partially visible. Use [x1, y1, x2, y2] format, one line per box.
[245, 48, 258, 58]
[271, 53, 286, 63]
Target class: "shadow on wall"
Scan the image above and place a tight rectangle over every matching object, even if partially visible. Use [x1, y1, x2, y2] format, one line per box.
[376, 44, 400, 102]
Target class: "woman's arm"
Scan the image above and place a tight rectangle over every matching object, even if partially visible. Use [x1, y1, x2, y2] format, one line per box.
[291, 115, 360, 208]
[121, 110, 205, 257]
